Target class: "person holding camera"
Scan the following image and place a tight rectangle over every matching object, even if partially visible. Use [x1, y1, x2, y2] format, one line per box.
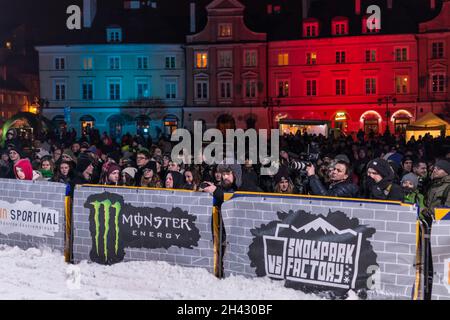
[306, 160, 359, 198]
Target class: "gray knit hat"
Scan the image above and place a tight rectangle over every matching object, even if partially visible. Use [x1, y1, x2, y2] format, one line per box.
[435, 160, 450, 175]
[401, 173, 419, 189]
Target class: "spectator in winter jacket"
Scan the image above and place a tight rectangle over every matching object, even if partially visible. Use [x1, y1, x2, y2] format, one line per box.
[52, 161, 73, 184]
[39, 157, 55, 181]
[13, 158, 33, 181]
[307, 160, 359, 198]
[121, 167, 137, 187]
[426, 159, 450, 214]
[103, 163, 121, 186]
[139, 162, 162, 188]
[413, 159, 430, 195]
[401, 173, 426, 219]
[366, 158, 404, 201]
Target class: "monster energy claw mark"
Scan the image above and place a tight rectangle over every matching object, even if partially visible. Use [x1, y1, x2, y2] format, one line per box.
[90, 200, 122, 262]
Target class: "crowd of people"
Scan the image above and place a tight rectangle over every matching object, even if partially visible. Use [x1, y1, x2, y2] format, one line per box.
[1, 126, 450, 222]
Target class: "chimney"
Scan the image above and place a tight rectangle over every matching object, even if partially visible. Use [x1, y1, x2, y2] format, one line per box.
[190, 1, 196, 33]
[387, 0, 393, 9]
[355, 0, 361, 15]
[430, 0, 436, 9]
[302, 0, 311, 19]
[83, 0, 97, 28]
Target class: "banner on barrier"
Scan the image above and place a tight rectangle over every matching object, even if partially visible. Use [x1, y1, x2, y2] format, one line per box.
[221, 194, 419, 299]
[0, 199, 59, 237]
[84, 192, 201, 265]
[431, 209, 450, 300]
[73, 186, 214, 270]
[248, 210, 377, 294]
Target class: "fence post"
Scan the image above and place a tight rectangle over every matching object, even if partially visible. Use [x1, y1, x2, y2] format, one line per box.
[64, 184, 73, 263]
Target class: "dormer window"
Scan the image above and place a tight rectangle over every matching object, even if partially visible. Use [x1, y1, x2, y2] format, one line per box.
[107, 27, 123, 43]
[303, 19, 319, 38]
[362, 16, 380, 34]
[332, 17, 349, 36]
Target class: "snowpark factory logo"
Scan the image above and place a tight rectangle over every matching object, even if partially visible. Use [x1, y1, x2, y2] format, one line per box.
[84, 192, 201, 265]
[248, 210, 378, 297]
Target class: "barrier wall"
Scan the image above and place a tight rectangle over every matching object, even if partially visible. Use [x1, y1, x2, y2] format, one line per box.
[72, 185, 215, 271]
[0, 178, 67, 253]
[431, 209, 450, 300]
[221, 193, 418, 299]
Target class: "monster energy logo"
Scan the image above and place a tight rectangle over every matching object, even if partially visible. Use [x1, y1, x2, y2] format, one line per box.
[90, 200, 122, 263]
[85, 192, 201, 265]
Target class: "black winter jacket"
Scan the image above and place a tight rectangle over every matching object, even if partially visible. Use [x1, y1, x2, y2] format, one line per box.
[309, 175, 359, 198]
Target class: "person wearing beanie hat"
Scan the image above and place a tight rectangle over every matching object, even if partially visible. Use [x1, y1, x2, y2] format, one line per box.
[104, 163, 121, 186]
[71, 153, 94, 188]
[366, 158, 404, 201]
[138, 161, 161, 188]
[121, 167, 138, 186]
[14, 159, 33, 181]
[426, 159, 450, 213]
[274, 165, 297, 194]
[401, 172, 426, 219]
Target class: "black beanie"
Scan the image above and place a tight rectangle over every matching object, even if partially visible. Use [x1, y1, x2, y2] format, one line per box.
[367, 158, 393, 179]
[274, 165, 291, 185]
[76, 153, 92, 173]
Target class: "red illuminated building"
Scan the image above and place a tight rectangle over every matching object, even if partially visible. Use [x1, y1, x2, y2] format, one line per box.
[186, 0, 449, 136]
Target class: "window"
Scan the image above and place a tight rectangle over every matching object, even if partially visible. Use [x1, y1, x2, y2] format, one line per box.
[195, 80, 209, 100]
[432, 42, 444, 59]
[165, 80, 177, 99]
[278, 80, 290, 97]
[165, 56, 176, 69]
[244, 50, 258, 67]
[136, 79, 150, 98]
[219, 80, 233, 99]
[396, 76, 410, 94]
[195, 52, 208, 69]
[109, 56, 121, 70]
[365, 49, 377, 62]
[245, 80, 257, 99]
[278, 53, 289, 66]
[306, 52, 317, 65]
[336, 51, 346, 63]
[334, 22, 347, 35]
[81, 79, 94, 100]
[83, 57, 93, 70]
[218, 51, 233, 68]
[395, 48, 408, 62]
[108, 79, 121, 100]
[336, 79, 346, 95]
[107, 28, 122, 43]
[431, 74, 446, 93]
[365, 78, 377, 95]
[137, 56, 149, 69]
[218, 24, 232, 38]
[304, 23, 318, 37]
[55, 57, 65, 70]
[306, 80, 317, 96]
[54, 80, 66, 100]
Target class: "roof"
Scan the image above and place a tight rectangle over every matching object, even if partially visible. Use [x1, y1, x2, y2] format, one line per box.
[410, 112, 450, 127]
[0, 76, 29, 93]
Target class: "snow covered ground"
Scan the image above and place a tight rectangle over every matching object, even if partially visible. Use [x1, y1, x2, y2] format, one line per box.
[0, 245, 328, 300]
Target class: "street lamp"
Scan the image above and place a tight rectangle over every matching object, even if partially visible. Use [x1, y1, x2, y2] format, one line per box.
[378, 96, 397, 134]
[263, 97, 281, 130]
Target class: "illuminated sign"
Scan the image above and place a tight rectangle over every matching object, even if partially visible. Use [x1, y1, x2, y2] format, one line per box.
[335, 112, 347, 121]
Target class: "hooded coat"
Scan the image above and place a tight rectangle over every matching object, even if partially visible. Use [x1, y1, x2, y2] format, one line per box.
[13, 159, 33, 181]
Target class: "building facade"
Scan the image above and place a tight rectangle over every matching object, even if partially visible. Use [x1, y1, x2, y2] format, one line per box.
[185, 0, 269, 130]
[36, 43, 185, 139]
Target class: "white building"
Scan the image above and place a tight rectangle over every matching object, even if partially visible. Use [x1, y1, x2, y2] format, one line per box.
[36, 42, 185, 139]
[35, 0, 187, 140]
